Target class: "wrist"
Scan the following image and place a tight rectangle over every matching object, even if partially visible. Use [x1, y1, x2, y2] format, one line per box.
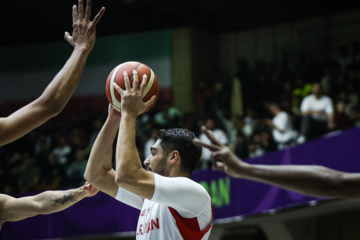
[235, 161, 251, 178]
[73, 45, 92, 56]
[107, 116, 121, 124]
[121, 112, 137, 120]
[77, 186, 88, 197]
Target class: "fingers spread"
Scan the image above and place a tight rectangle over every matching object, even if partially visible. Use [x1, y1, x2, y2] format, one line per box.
[132, 70, 139, 90]
[201, 126, 222, 146]
[84, 0, 92, 20]
[123, 71, 131, 90]
[78, 0, 84, 20]
[192, 139, 220, 152]
[139, 74, 148, 93]
[72, 5, 78, 23]
[113, 82, 124, 94]
[92, 7, 106, 25]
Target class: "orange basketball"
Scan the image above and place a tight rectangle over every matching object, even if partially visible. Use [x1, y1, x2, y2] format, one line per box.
[105, 61, 159, 113]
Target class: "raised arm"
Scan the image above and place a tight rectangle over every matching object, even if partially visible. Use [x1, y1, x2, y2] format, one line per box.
[0, 183, 98, 230]
[193, 126, 360, 200]
[112, 70, 156, 200]
[0, 0, 105, 146]
[84, 105, 121, 198]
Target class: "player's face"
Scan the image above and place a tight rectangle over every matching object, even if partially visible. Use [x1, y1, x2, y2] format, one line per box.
[144, 139, 168, 176]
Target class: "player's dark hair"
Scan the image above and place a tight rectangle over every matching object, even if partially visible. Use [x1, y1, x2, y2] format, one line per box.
[158, 128, 202, 174]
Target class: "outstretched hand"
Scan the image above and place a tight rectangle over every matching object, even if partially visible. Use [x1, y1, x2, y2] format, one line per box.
[193, 126, 245, 178]
[112, 70, 156, 117]
[82, 182, 99, 197]
[64, 0, 105, 52]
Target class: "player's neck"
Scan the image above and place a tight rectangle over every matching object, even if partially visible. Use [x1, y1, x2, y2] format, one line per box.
[168, 168, 190, 178]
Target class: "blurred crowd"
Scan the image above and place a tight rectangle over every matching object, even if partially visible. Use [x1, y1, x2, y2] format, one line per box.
[1, 42, 360, 195]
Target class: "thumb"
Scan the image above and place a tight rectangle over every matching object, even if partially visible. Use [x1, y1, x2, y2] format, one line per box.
[82, 183, 90, 191]
[212, 151, 222, 160]
[144, 95, 156, 109]
[64, 32, 74, 46]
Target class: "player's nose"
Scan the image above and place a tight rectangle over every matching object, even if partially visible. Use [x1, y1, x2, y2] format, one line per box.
[143, 158, 150, 166]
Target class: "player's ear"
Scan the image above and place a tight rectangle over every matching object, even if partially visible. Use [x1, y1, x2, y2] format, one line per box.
[168, 150, 180, 165]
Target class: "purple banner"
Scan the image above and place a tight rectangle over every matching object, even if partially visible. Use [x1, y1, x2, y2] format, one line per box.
[1, 127, 360, 239]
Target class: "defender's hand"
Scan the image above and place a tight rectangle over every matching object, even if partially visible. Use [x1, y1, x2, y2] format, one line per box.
[64, 0, 105, 52]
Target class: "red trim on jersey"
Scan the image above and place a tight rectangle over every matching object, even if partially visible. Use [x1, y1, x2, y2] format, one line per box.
[168, 204, 214, 240]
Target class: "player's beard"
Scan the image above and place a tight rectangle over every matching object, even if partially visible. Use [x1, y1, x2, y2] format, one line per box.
[152, 155, 167, 176]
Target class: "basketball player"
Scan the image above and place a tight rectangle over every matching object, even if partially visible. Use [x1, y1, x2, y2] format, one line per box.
[0, 0, 105, 146]
[0, 183, 98, 231]
[0, 0, 104, 230]
[84, 71, 214, 239]
[194, 126, 360, 199]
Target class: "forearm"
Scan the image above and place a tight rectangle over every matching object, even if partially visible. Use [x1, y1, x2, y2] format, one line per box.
[84, 117, 118, 184]
[241, 163, 358, 198]
[38, 47, 90, 114]
[0, 48, 90, 147]
[270, 122, 284, 133]
[1, 188, 87, 222]
[301, 111, 312, 117]
[115, 114, 143, 182]
[35, 187, 87, 215]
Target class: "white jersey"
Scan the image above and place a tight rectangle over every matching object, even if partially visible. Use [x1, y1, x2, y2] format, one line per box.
[272, 111, 297, 143]
[300, 94, 334, 121]
[116, 173, 214, 240]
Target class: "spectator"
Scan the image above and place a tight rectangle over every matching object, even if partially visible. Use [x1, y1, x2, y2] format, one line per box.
[265, 103, 298, 150]
[17, 154, 41, 193]
[87, 114, 105, 150]
[227, 115, 245, 149]
[52, 135, 71, 166]
[67, 127, 88, 155]
[260, 130, 277, 153]
[35, 139, 51, 164]
[184, 112, 202, 136]
[34, 133, 51, 156]
[350, 105, 360, 126]
[234, 132, 248, 159]
[154, 100, 184, 128]
[42, 153, 64, 190]
[243, 107, 256, 137]
[297, 83, 335, 144]
[345, 82, 359, 114]
[66, 149, 87, 187]
[333, 100, 353, 130]
[247, 132, 266, 159]
[199, 118, 228, 168]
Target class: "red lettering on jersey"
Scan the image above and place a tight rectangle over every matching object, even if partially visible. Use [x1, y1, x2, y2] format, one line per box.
[137, 218, 160, 235]
[139, 224, 143, 235]
[146, 222, 151, 233]
[141, 209, 146, 216]
[151, 218, 159, 230]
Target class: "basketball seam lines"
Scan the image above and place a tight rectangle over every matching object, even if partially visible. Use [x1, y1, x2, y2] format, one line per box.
[109, 64, 123, 112]
[143, 68, 155, 98]
[129, 63, 142, 81]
